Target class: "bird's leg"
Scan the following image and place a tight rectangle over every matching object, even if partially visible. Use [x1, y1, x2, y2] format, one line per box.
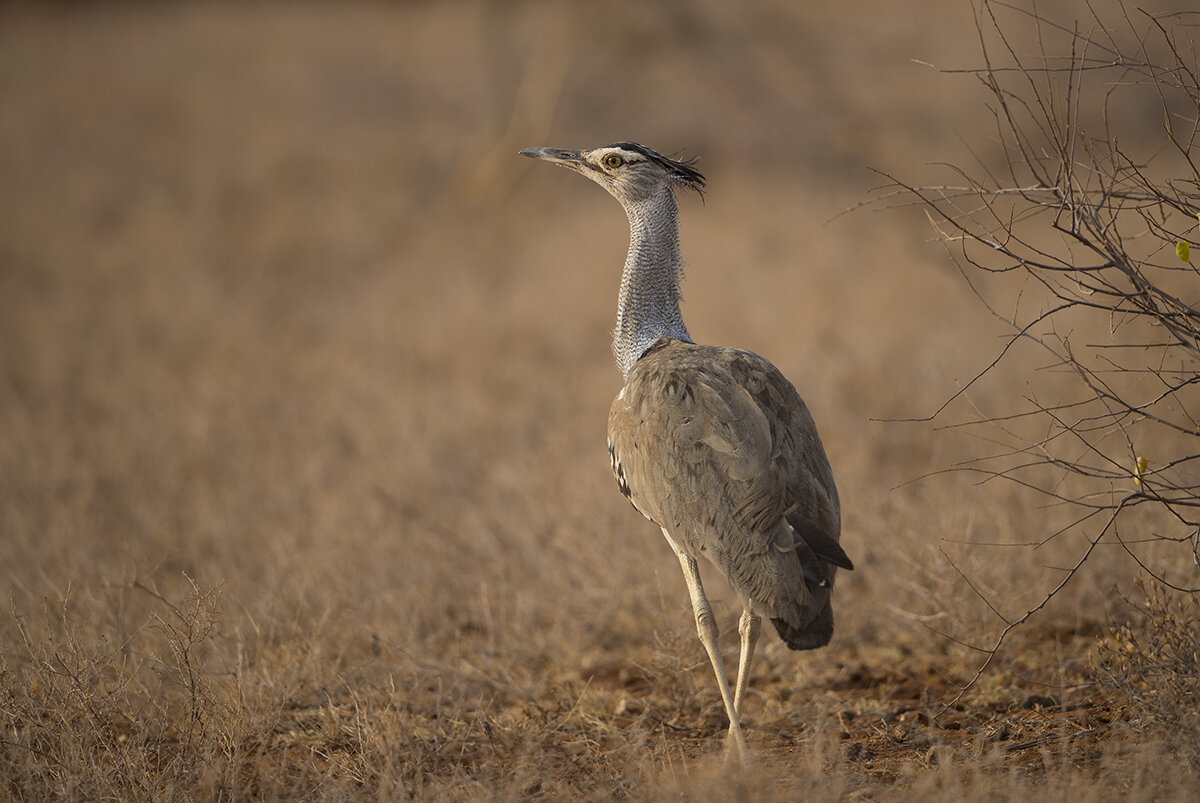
[733, 602, 762, 717]
[665, 540, 749, 761]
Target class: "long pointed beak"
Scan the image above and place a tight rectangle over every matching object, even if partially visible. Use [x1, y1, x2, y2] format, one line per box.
[519, 146, 585, 167]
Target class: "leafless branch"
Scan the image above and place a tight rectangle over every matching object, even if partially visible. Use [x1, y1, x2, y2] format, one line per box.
[872, 0, 1200, 705]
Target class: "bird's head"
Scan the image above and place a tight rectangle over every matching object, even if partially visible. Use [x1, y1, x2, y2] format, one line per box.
[520, 142, 705, 205]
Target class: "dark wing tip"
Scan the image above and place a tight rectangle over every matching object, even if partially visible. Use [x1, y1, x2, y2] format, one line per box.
[789, 517, 854, 571]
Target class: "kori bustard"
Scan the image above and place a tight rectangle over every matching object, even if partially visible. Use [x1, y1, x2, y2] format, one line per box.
[520, 142, 852, 758]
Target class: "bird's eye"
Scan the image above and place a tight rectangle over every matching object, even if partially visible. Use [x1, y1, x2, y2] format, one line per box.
[604, 154, 624, 168]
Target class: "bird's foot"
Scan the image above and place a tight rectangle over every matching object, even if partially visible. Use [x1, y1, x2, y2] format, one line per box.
[725, 724, 751, 765]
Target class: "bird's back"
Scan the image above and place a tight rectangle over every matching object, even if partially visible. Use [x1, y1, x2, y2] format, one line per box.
[607, 338, 851, 649]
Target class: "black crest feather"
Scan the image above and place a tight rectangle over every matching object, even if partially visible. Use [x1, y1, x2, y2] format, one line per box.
[609, 141, 706, 195]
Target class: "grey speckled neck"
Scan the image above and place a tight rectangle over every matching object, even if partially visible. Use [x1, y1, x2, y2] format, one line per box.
[612, 186, 692, 377]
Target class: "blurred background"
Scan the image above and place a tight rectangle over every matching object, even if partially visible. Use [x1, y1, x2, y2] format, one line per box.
[1, 0, 1192, 797]
[0, 0, 991, 600]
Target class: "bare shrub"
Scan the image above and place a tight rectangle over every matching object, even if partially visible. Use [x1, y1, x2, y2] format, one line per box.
[1, 574, 229, 798]
[868, 0, 1200, 696]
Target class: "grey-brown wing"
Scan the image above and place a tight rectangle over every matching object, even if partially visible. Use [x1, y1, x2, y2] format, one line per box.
[721, 347, 850, 573]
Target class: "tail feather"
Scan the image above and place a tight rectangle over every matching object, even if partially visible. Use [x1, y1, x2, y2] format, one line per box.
[756, 517, 845, 650]
[771, 599, 834, 650]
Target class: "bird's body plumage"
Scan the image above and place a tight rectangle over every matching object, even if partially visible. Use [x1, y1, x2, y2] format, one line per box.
[608, 337, 850, 651]
[519, 141, 852, 759]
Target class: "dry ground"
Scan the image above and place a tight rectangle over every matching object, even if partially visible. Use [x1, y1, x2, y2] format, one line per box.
[1, 1, 1196, 800]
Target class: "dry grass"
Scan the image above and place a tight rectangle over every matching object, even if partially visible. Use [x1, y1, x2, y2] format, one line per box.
[1, 1, 1196, 799]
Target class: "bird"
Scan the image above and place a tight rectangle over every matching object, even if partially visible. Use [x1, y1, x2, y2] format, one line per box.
[519, 142, 853, 759]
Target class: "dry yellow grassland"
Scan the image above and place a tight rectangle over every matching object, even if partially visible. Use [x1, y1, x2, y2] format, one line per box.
[1, 2, 1196, 799]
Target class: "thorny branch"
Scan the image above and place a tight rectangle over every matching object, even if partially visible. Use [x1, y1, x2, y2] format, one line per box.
[869, 1, 1200, 706]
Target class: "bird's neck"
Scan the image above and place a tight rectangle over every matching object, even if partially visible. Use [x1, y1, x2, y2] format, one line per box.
[613, 188, 692, 377]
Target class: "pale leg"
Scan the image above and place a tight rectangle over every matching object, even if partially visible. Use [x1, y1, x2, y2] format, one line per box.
[733, 602, 761, 717]
[662, 530, 749, 760]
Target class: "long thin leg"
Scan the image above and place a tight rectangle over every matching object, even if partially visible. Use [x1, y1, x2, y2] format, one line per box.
[733, 602, 762, 717]
[662, 531, 748, 761]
